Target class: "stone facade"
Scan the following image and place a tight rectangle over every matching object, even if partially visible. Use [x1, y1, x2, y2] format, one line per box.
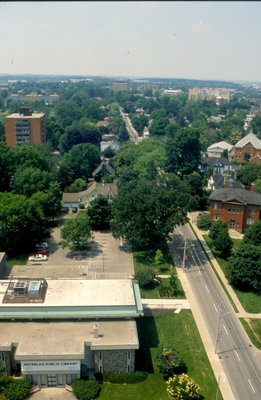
[94, 350, 135, 373]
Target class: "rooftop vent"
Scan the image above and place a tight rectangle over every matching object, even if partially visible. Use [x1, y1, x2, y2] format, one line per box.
[93, 324, 99, 338]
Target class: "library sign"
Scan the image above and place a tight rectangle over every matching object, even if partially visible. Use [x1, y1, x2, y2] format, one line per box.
[21, 360, 80, 373]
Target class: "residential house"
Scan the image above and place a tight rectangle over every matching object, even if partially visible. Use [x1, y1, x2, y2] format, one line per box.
[62, 181, 118, 209]
[207, 172, 244, 191]
[207, 141, 233, 158]
[92, 161, 115, 181]
[233, 132, 261, 164]
[200, 157, 233, 174]
[209, 188, 261, 232]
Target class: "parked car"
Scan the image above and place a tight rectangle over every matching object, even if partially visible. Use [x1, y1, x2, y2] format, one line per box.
[197, 212, 208, 219]
[29, 254, 48, 262]
[36, 249, 48, 256]
[36, 242, 48, 249]
[72, 207, 78, 213]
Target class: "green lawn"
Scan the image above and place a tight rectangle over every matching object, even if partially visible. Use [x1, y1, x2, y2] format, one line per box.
[203, 235, 261, 313]
[133, 249, 185, 299]
[240, 318, 261, 350]
[6, 255, 28, 266]
[97, 311, 221, 400]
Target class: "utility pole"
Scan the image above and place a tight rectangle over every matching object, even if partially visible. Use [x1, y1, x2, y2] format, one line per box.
[216, 374, 220, 400]
[182, 236, 194, 272]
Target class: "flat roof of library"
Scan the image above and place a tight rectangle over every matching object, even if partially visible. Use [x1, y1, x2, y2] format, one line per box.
[0, 279, 135, 307]
[0, 320, 139, 359]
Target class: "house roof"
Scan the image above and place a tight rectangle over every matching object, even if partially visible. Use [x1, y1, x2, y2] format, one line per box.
[207, 141, 233, 152]
[92, 161, 115, 176]
[62, 192, 80, 202]
[79, 181, 118, 198]
[201, 157, 231, 167]
[235, 132, 261, 150]
[212, 173, 244, 189]
[209, 188, 261, 206]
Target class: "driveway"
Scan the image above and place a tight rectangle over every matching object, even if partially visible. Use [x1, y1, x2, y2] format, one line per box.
[3, 214, 134, 279]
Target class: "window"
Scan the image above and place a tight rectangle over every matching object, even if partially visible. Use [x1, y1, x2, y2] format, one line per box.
[237, 208, 240, 214]
[213, 214, 220, 220]
[214, 203, 222, 210]
[248, 208, 251, 214]
[232, 208, 236, 214]
[252, 208, 256, 215]
[228, 207, 231, 213]
[247, 218, 254, 225]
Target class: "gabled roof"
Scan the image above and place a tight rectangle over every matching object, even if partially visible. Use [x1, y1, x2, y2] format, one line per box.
[201, 157, 231, 167]
[62, 192, 80, 202]
[209, 188, 261, 206]
[208, 141, 233, 152]
[79, 181, 118, 198]
[92, 161, 115, 177]
[235, 132, 261, 150]
[212, 173, 244, 189]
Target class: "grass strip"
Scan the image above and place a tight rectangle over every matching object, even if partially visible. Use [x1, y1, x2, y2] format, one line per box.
[239, 318, 261, 350]
[189, 222, 238, 313]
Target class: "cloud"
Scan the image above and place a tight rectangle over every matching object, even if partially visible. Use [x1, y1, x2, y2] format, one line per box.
[136, 1, 158, 10]
[190, 20, 208, 33]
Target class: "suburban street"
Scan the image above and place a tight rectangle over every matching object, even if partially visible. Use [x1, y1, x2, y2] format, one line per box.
[169, 223, 261, 400]
[119, 106, 140, 143]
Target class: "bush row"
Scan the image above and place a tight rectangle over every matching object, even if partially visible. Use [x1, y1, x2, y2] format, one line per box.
[94, 371, 148, 384]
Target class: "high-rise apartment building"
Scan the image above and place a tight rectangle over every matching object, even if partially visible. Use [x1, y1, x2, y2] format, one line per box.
[5, 107, 46, 148]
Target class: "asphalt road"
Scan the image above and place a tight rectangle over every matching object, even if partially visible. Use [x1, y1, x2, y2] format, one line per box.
[169, 224, 261, 400]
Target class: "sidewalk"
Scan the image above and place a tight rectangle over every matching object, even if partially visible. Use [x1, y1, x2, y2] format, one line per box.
[189, 212, 261, 319]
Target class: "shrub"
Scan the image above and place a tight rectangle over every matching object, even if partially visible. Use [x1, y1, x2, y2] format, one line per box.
[155, 346, 186, 377]
[169, 273, 178, 294]
[95, 371, 148, 384]
[154, 249, 164, 265]
[2, 379, 31, 400]
[196, 214, 211, 230]
[79, 202, 85, 209]
[209, 219, 228, 240]
[158, 285, 173, 298]
[166, 373, 201, 399]
[213, 227, 233, 259]
[71, 379, 100, 400]
[134, 269, 155, 288]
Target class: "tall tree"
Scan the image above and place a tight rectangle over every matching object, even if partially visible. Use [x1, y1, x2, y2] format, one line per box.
[111, 175, 189, 249]
[166, 128, 201, 176]
[60, 212, 92, 251]
[87, 196, 112, 230]
[243, 221, 261, 247]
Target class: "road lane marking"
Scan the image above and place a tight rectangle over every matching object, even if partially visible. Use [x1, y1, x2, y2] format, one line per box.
[223, 325, 228, 335]
[205, 285, 209, 293]
[248, 378, 255, 393]
[213, 303, 218, 313]
[234, 350, 240, 361]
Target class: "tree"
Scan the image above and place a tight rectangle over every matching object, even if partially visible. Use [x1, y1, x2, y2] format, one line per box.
[254, 178, 261, 193]
[0, 142, 13, 191]
[111, 175, 189, 249]
[155, 346, 186, 376]
[87, 196, 112, 230]
[149, 117, 169, 136]
[11, 145, 51, 172]
[243, 221, 261, 246]
[166, 128, 201, 176]
[134, 269, 155, 288]
[154, 249, 164, 265]
[237, 163, 261, 186]
[166, 373, 201, 400]
[65, 178, 87, 193]
[58, 143, 100, 189]
[0, 192, 47, 255]
[10, 167, 51, 197]
[226, 243, 261, 291]
[118, 121, 129, 143]
[197, 214, 211, 230]
[60, 212, 92, 251]
[209, 219, 228, 240]
[250, 114, 261, 138]
[213, 227, 233, 259]
[169, 272, 178, 295]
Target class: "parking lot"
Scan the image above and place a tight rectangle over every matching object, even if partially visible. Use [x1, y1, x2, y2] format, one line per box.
[2, 214, 134, 280]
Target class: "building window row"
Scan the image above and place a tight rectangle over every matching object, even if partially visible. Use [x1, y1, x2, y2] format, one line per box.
[247, 218, 254, 225]
[213, 214, 220, 220]
[213, 203, 222, 210]
[227, 207, 240, 214]
[248, 207, 256, 215]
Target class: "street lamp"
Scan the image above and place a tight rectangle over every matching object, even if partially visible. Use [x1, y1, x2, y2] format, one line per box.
[182, 236, 194, 272]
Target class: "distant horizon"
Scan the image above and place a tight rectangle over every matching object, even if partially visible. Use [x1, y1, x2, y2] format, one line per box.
[0, 72, 259, 85]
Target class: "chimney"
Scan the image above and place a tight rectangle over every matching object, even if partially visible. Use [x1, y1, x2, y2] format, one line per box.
[93, 324, 99, 338]
[224, 177, 229, 188]
[250, 183, 255, 192]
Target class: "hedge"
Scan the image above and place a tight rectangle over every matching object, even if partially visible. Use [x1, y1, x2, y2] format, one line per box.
[2, 379, 31, 400]
[95, 371, 148, 384]
[71, 379, 100, 400]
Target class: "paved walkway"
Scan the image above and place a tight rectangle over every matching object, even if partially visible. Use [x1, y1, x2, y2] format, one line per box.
[189, 212, 261, 319]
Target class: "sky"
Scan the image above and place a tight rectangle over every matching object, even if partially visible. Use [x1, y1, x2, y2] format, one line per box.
[1, 1, 261, 82]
